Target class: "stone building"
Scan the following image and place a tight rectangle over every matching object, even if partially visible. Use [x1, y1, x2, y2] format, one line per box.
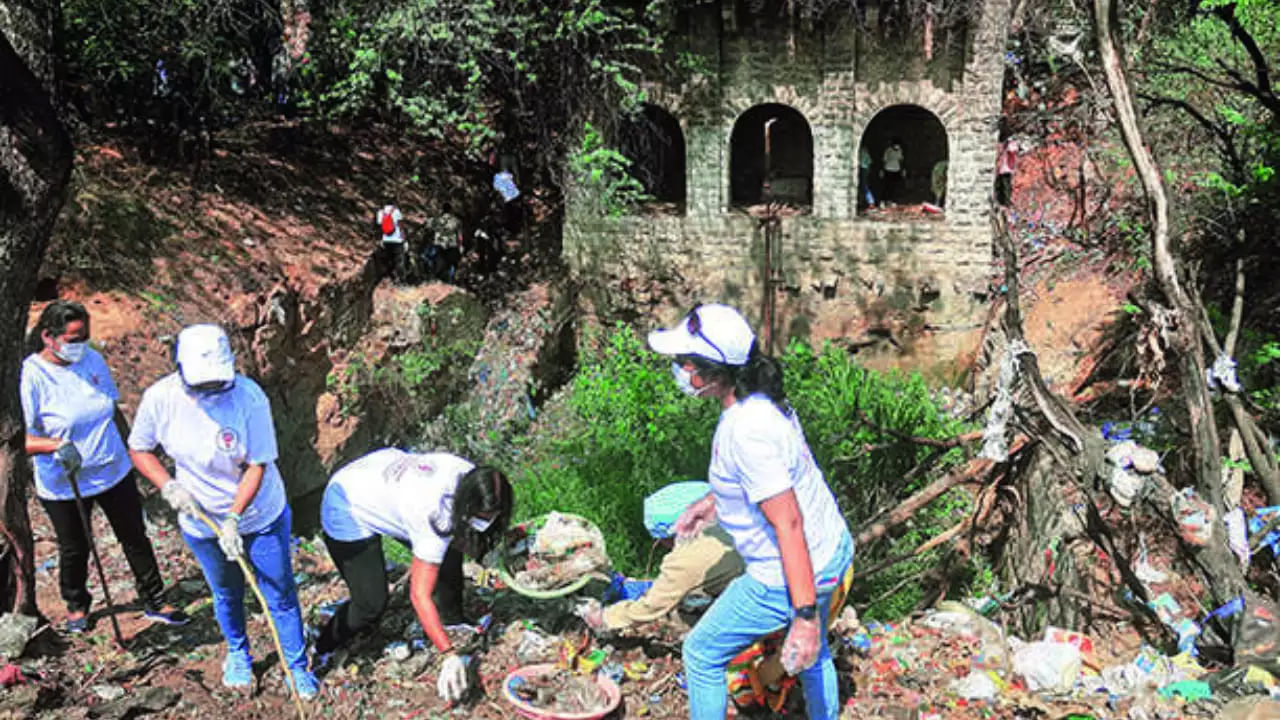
[563, 0, 1011, 374]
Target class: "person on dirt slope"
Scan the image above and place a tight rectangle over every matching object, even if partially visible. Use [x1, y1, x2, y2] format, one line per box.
[22, 300, 189, 634]
[646, 303, 854, 720]
[312, 447, 513, 703]
[432, 203, 463, 283]
[128, 324, 319, 699]
[377, 203, 408, 283]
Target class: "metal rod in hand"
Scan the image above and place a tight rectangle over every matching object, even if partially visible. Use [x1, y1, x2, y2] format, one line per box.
[190, 505, 307, 720]
[66, 469, 127, 648]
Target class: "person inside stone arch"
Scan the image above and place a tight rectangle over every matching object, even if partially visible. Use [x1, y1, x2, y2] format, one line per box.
[311, 447, 513, 703]
[880, 137, 906, 206]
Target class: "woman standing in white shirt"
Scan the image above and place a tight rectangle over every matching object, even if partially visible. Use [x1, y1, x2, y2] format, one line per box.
[647, 303, 853, 720]
[21, 300, 188, 634]
[128, 324, 318, 699]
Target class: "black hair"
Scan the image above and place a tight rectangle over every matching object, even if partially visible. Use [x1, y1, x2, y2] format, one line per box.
[432, 466, 513, 560]
[25, 300, 89, 356]
[680, 340, 790, 415]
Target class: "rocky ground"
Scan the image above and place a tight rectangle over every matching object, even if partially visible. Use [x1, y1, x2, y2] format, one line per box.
[4, 485, 1275, 720]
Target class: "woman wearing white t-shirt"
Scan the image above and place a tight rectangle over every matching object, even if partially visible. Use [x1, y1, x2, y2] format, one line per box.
[647, 303, 854, 720]
[21, 300, 188, 634]
[128, 324, 318, 699]
[313, 448, 512, 702]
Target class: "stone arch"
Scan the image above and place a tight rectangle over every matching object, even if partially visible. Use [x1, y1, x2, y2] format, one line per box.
[728, 103, 813, 208]
[619, 104, 687, 208]
[858, 104, 949, 210]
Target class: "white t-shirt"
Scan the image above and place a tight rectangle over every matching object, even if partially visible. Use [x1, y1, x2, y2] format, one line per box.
[707, 394, 849, 586]
[377, 205, 404, 244]
[128, 373, 286, 538]
[20, 350, 131, 500]
[321, 448, 475, 564]
[883, 145, 904, 173]
[493, 172, 520, 202]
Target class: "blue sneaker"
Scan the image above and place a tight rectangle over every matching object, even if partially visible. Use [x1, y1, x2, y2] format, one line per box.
[291, 670, 320, 700]
[222, 652, 254, 689]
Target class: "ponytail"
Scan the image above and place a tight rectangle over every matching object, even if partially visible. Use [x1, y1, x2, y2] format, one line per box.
[26, 300, 89, 356]
[732, 342, 789, 414]
[685, 341, 790, 415]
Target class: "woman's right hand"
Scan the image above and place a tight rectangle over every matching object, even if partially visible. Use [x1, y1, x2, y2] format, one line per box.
[161, 481, 199, 516]
[53, 441, 82, 473]
[673, 493, 716, 541]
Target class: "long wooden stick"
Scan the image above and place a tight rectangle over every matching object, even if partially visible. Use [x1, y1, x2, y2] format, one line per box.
[66, 470, 126, 648]
[191, 506, 306, 720]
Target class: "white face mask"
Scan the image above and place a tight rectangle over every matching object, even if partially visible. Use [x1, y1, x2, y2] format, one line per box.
[468, 515, 494, 533]
[54, 341, 88, 364]
[671, 362, 707, 397]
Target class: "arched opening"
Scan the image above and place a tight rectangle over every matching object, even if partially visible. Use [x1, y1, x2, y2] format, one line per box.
[858, 104, 949, 216]
[730, 104, 813, 209]
[618, 104, 686, 211]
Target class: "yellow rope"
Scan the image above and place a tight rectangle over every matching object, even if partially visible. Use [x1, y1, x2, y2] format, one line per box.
[193, 507, 308, 720]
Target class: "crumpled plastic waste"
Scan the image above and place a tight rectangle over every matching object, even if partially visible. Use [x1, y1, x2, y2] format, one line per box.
[1170, 487, 1215, 546]
[1207, 354, 1243, 393]
[1012, 640, 1081, 693]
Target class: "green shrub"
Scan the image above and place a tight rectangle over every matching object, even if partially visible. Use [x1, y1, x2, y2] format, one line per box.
[513, 325, 976, 618]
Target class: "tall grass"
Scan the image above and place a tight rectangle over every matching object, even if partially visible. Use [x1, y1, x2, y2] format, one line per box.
[512, 324, 975, 617]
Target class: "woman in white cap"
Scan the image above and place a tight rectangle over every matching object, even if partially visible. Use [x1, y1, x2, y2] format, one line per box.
[311, 448, 512, 702]
[127, 324, 318, 699]
[21, 300, 188, 633]
[646, 303, 853, 720]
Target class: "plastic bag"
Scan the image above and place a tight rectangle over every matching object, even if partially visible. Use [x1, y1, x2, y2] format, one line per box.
[1170, 488, 1214, 546]
[1013, 641, 1082, 693]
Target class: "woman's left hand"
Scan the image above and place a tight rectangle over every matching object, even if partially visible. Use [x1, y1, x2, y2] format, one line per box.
[219, 516, 245, 560]
[780, 615, 821, 675]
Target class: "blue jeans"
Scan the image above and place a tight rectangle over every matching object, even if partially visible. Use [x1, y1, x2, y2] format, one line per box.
[183, 505, 307, 673]
[683, 532, 853, 720]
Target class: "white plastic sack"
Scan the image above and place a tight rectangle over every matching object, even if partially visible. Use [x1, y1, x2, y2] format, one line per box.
[1110, 465, 1145, 507]
[1013, 641, 1082, 693]
[951, 671, 998, 700]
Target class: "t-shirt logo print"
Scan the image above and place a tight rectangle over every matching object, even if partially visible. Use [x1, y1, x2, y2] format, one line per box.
[215, 427, 240, 454]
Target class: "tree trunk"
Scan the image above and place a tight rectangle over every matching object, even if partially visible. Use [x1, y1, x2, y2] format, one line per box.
[1091, 0, 1246, 610]
[0, 2, 74, 615]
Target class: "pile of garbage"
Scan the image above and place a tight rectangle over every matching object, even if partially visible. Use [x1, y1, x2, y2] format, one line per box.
[505, 512, 610, 592]
[831, 596, 1280, 720]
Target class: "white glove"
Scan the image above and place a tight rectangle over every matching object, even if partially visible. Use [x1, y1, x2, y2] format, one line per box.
[54, 441, 82, 473]
[436, 653, 468, 702]
[219, 515, 245, 560]
[160, 482, 199, 516]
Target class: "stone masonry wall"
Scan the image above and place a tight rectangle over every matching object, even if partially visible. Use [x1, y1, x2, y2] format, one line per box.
[564, 0, 1011, 373]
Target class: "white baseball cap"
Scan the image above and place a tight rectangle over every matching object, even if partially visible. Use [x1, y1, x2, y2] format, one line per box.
[176, 324, 235, 386]
[647, 303, 756, 366]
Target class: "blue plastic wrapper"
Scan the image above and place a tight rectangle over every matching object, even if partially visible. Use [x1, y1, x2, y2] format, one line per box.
[1249, 507, 1280, 556]
[603, 572, 654, 604]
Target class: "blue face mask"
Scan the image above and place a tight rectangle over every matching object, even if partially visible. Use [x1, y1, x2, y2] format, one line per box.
[53, 341, 88, 364]
[671, 363, 707, 397]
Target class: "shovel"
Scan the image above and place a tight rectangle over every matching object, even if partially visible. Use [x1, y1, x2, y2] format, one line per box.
[66, 469, 127, 648]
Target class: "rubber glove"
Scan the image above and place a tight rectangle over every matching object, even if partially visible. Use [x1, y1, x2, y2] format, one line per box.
[54, 441, 82, 473]
[160, 481, 199, 516]
[437, 653, 468, 702]
[219, 514, 245, 560]
[780, 616, 821, 675]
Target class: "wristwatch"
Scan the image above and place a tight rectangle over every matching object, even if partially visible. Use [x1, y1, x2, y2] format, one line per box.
[794, 604, 818, 621]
